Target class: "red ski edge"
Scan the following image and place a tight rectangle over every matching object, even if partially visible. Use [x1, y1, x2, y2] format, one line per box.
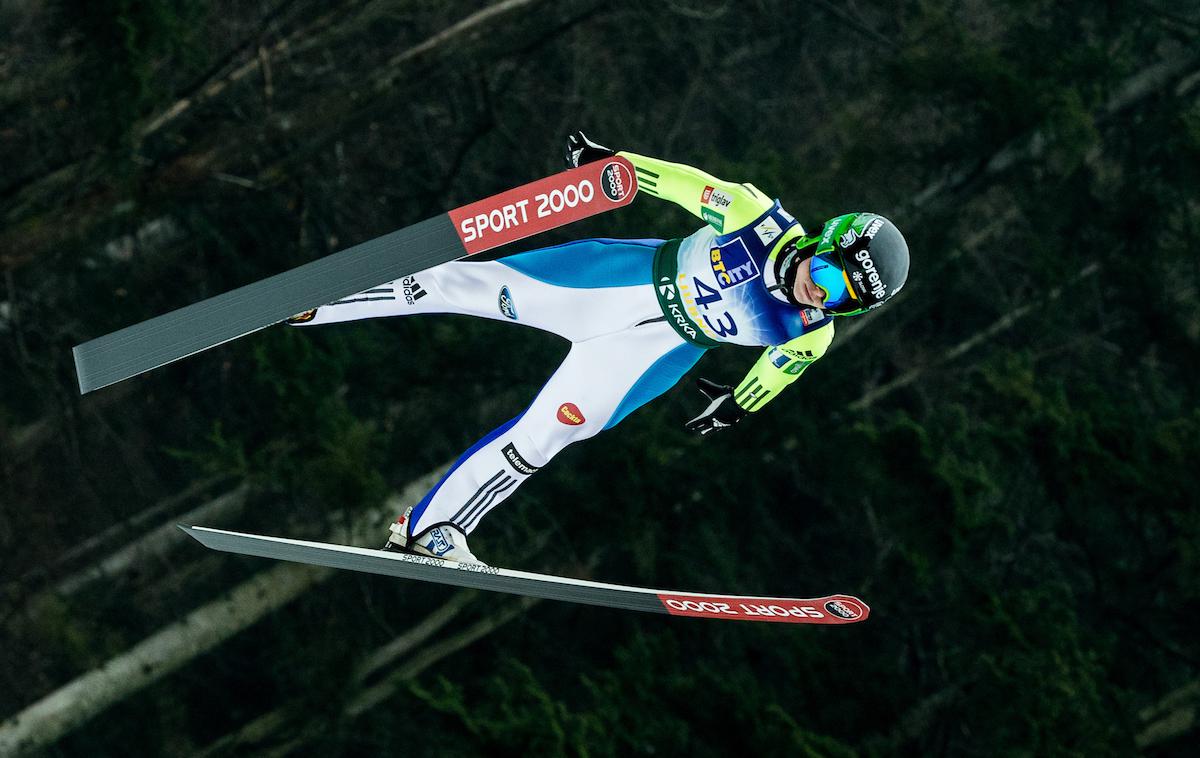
[656, 593, 870, 624]
[450, 156, 638, 255]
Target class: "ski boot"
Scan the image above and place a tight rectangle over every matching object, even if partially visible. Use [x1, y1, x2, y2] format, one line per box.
[383, 508, 487, 566]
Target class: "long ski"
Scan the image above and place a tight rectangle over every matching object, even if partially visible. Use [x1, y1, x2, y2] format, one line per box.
[181, 525, 870, 625]
[73, 158, 639, 394]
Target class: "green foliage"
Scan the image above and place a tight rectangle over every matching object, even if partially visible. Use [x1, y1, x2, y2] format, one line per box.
[413, 659, 610, 757]
[52, 0, 205, 148]
[164, 419, 251, 478]
[408, 634, 862, 758]
[24, 595, 127, 671]
[5, 1, 1200, 755]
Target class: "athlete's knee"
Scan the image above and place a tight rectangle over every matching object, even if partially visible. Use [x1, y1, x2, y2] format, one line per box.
[517, 401, 604, 464]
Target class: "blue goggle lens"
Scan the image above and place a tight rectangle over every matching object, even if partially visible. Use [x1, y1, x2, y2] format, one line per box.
[810, 252, 853, 309]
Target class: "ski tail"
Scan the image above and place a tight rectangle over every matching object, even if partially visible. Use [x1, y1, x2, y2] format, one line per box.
[74, 158, 638, 394]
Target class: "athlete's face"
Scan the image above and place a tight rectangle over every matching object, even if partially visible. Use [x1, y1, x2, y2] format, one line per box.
[791, 257, 828, 308]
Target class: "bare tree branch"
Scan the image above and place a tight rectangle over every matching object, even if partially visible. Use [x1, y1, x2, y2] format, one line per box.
[0, 560, 330, 756]
[1137, 679, 1200, 749]
[0, 467, 446, 755]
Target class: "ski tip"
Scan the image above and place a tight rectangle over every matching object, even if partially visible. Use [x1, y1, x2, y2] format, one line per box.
[180, 524, 226, 551]
[655, 592, 871, 625]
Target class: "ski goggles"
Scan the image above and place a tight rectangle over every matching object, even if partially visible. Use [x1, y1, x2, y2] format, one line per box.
[809, 251, 861, 313]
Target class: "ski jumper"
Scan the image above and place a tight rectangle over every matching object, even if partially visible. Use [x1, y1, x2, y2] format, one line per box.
[289, 153, 836, 538]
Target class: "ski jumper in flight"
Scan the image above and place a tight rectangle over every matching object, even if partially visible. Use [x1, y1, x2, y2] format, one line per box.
[287, 133, 910, 564]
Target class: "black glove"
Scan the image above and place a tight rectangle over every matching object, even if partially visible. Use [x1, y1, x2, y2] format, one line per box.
[565, 131, 615, 169]
[685, 378, 748, 436]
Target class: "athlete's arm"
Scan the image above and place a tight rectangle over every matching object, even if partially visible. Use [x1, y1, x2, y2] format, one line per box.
[686, 323, 836, 435]
[562, 132, 773, 232]
[732, 323, 836, 413]
[618, 151, 774, 232]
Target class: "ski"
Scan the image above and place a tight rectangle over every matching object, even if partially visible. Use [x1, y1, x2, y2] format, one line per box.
[73, 158, 639, 394]
[181, 525, 870, 625]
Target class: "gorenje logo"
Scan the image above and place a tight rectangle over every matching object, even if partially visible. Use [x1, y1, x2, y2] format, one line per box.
[854, 249, 887, 302]
[498, 286, 518, 319]
[600, 161, 633, 202]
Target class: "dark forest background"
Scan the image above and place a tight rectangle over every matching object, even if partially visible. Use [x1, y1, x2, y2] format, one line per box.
[2, 0, 1198, 755]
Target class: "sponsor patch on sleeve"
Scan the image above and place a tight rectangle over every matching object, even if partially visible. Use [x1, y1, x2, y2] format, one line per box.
[701, 208, 726, 233]
[799, 306, 825, 327]
[705, 188, 733, 209]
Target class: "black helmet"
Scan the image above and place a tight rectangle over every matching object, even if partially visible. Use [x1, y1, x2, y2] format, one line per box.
[812, 212, 910, 315]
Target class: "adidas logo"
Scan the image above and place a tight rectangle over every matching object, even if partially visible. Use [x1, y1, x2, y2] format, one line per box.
[402, 276, 426, 305]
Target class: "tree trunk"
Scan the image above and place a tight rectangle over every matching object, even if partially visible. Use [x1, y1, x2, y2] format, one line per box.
[0, 467, 446, 755]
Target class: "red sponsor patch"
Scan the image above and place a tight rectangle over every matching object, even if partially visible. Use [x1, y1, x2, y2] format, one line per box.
[701, 185, 714, 204]
[656, 593, 870, 624]
[556, 402, 585, 426]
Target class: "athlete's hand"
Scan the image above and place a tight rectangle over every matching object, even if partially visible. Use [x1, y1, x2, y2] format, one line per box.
[565, 131, 615, 169]
[685, 378, 747, 436]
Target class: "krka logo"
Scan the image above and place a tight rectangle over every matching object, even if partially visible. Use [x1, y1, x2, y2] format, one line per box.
[498, 286, 518, 319]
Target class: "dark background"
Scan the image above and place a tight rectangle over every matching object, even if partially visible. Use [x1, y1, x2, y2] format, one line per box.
[2, 0, 1198, 755]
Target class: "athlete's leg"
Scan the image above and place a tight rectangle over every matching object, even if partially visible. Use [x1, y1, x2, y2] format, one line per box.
[405, 323, 706, 538]
[287, 238, 662, 341]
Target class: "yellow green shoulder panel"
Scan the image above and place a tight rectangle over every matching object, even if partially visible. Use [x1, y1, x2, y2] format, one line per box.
[618, 151, 773, 232]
